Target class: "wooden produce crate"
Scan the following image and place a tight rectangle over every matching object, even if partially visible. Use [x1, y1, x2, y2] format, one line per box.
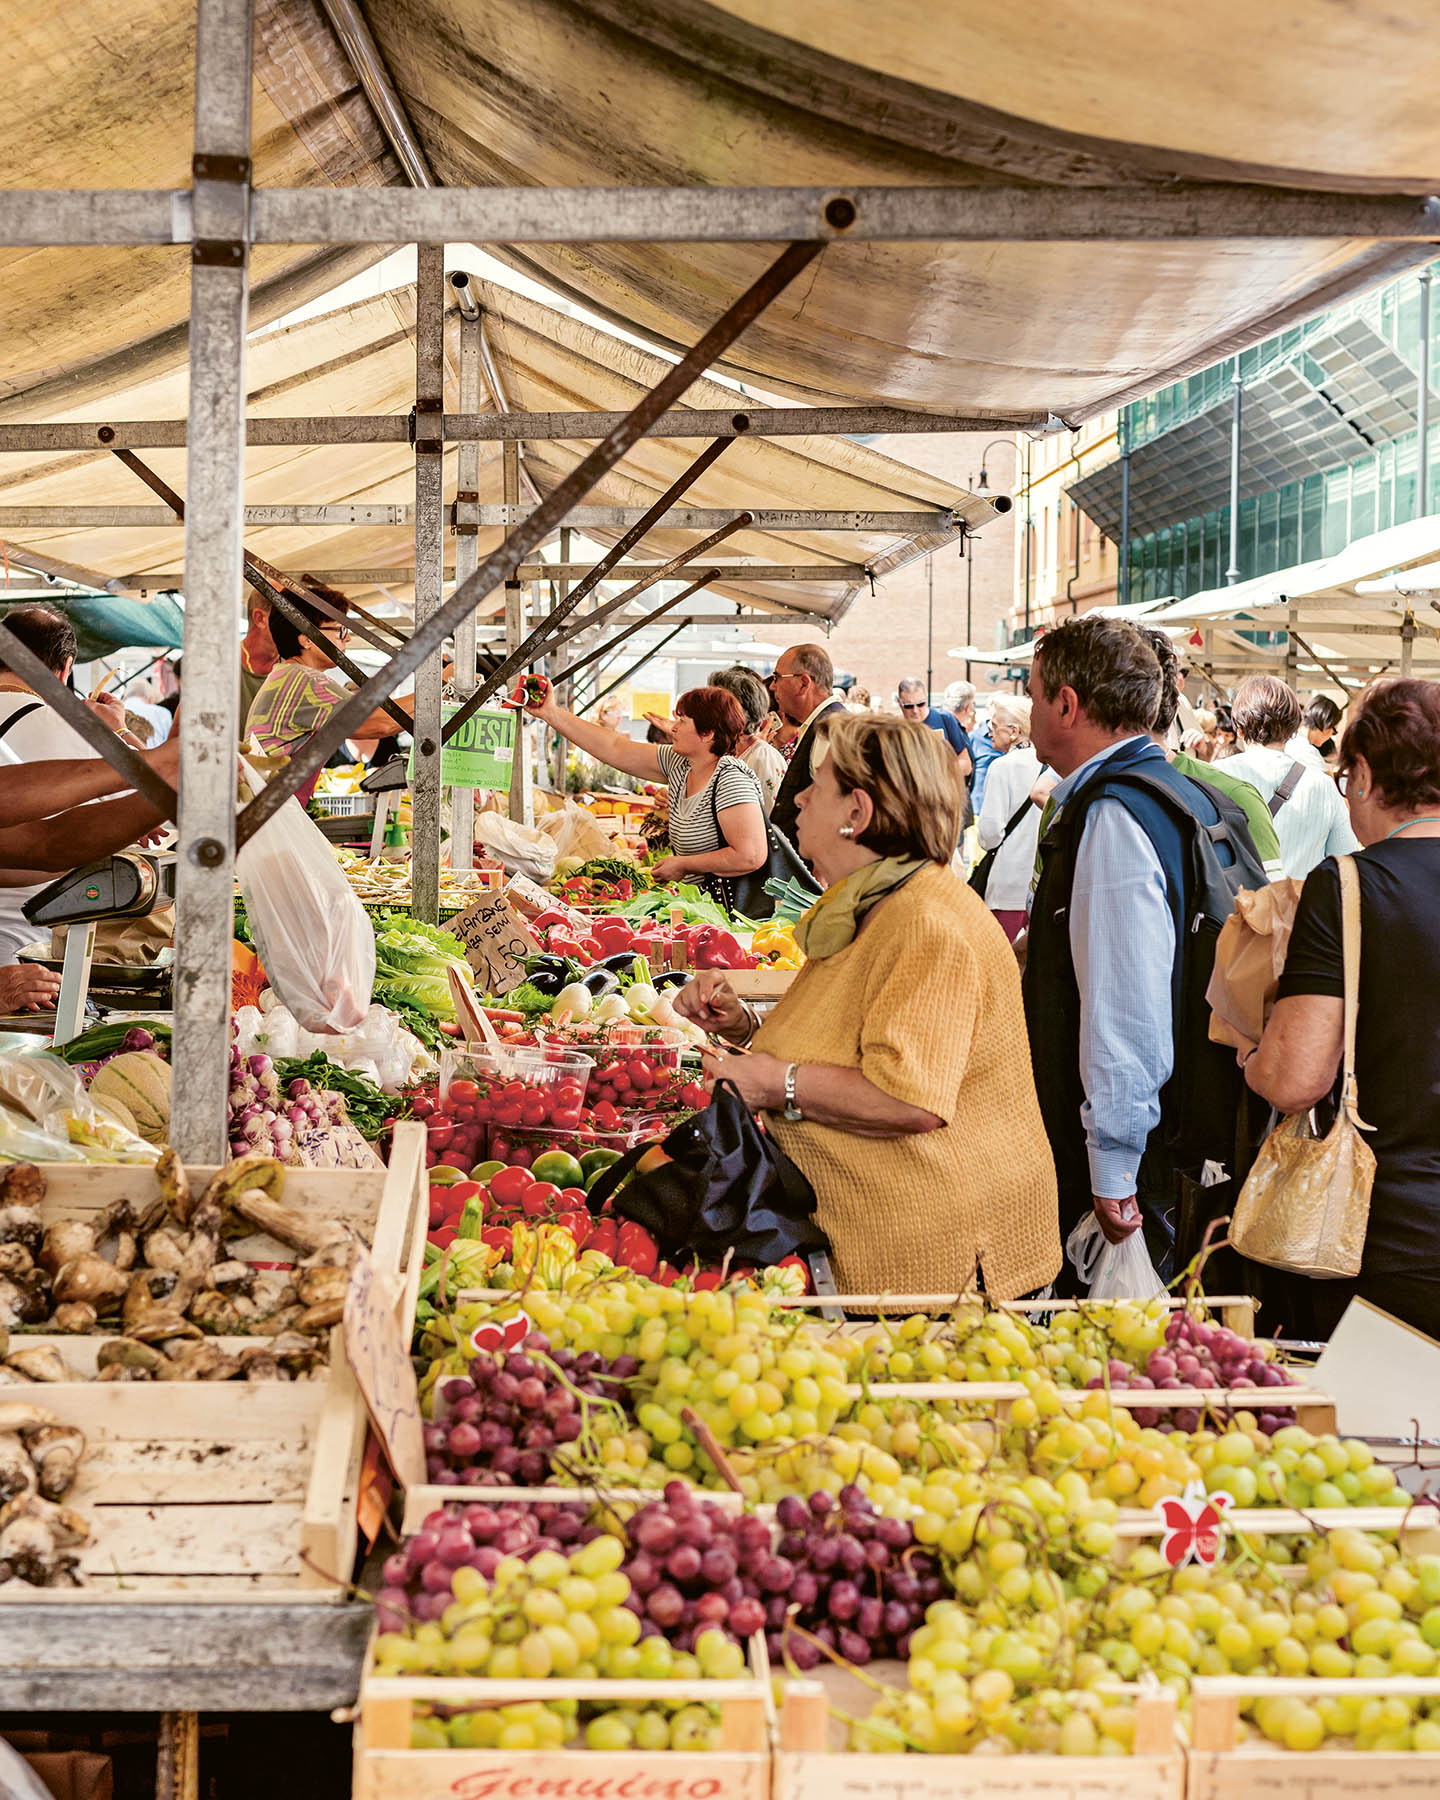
[727, 965, 799, 1000]
[776, 1677, 1185, 1800]
[353, 1639, 771, 1800]
[0, 1125, 426, 1600]
[1188, 1676, 1440, 1800]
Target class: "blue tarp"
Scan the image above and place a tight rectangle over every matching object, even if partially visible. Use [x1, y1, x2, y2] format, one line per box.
[0, 592, 184, 664]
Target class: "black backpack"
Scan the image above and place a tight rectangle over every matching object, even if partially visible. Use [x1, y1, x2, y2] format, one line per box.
[1087, 767, 1269, 1171]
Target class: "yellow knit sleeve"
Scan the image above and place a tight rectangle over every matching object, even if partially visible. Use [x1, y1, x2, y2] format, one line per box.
[858, 910, 979, 1122]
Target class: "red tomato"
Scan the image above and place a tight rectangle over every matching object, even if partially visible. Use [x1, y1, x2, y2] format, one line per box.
[555, 1080, 585, 1109]
[520, 1097, 549, 1128]
[550, 1108, 582, 1132]
[591, 1102, 622, 1133]
[560, 1186, 589, 1206]
[444, 1181, 482, 1206]
[487, 1165, 535, 1207]
[410, 1095, 436, 1120]
[426, 1120, 455, 1151]
[609, 1071, 631, 1094]
[427, 1195, 449, 1229]
[522, 1181, 562, 1216]
[430, 1225, 458, 1249]
[481, 1226, 512, 1256]
[628, 1058, 654, 1090]
[448, 1078, 479, 1107]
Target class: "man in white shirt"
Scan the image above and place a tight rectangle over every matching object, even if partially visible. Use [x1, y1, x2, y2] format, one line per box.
[1223, 674, 1358, 879]
[0, 607, 148, 965]
[710, 666, 785, 813]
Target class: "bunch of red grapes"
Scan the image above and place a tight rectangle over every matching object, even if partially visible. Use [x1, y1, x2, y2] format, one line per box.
[1086, 1310, 1300, 1434]
[375, 1498, 601, 1629]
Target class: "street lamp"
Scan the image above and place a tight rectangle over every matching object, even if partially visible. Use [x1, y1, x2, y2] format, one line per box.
[973, 439, 1020, 494]
[969, 439, 1028, 656]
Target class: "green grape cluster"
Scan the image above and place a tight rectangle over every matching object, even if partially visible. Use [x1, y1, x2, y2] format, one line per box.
[409, 1699, 722, 1753]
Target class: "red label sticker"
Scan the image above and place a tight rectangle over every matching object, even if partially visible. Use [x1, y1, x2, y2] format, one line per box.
[1157, 1481, 1234, 1567]
[469, 1311, 533, 1356]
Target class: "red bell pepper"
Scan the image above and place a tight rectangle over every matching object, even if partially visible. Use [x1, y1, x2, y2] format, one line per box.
[689, 925, 746, 970]
[587, 1218, 619, 1261]
[556, 1209, 593, 1248]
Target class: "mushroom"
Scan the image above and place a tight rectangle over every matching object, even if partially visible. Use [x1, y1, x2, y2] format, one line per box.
[4, 1347, 69, 1385]
[38, 1220, 96, 1279]
[93, 1200, 138, 1272]
[0, 1205, 42, 1259]
[0, 1165, 46, 1207]
[154, 1147, 193, 1225]
[0, 1434, 35, 1503]
[0, 1492, 89, 1585]
[120, 1272, 197, 1344]
[96, 1338, 165, 1377]
[53, 1255, 131, 1312]
[25, 1423, 84, 1498]
[0, 1270, 50, 1329]
[52, 1301, 97, 1333]
[237, 1346, 281, 1381]
[200, 1156, 285, 1227]
[269, 1332, 326, 1378]
[157, 1341, 240, 1382]
[296, 1264, 348, 1308]
[141, 1226, 187, 1273]
[230, 1188, 352, 1261]
[187, 1290, 242, 1335]
[0, 1244, 35, 1278]
[209, 1260, 254, 1294]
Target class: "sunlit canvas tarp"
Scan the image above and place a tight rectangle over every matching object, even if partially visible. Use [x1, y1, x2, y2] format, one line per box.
[0, 277, 987, 620]
[361, 0, 1439, 423]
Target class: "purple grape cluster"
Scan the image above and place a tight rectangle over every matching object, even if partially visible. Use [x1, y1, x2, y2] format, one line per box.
[375, 1498, 601, 1630]
[425, 1336, 637, 1485]
[622, 1483, 773, 1651]
[1086, 1312, 1299, 1433]
[619, 1480, 936, 1668]
[773, 1484, 936, 1668]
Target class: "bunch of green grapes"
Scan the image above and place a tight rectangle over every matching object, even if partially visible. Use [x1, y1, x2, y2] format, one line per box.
[411, 1699, 723, 1753]
[848, 1669, 1143, 1757]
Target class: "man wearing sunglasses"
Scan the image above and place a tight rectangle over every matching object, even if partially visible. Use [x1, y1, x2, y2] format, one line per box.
[769, 643, 846, 856]
[897, 678, 974, 780]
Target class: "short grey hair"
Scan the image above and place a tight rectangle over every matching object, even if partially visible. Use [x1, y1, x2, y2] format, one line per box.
[897, 677, 928, 699]
[710, 665, 769, 731]
[789, 642, 833, 690]
[990, 694, 1031, 736]
[946, 680, 977, 711]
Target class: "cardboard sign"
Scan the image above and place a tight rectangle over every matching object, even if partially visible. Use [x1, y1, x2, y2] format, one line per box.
[1314, 1296, 1440, 1441]
[408, 704, 515, 790]
[343, 1244, 425, 1489]
[504, 872, 589, 932]
[447, 891, 539, 996]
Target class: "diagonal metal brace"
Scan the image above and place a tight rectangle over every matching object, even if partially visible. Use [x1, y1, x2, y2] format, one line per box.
[579, 619, 692, 717]
[232, 240, 824, 847]
[551, 569, 718, 687]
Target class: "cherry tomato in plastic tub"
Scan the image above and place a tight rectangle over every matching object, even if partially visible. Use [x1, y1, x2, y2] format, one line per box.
[411, 1095, 436, 1120]
[555, 1080, 585, 1110]
[550, 1108, 582, 1132]
[448, 1078, 479, 1107]
[591, 1102, 622, 1132]
[520, 1097, 549, 1128]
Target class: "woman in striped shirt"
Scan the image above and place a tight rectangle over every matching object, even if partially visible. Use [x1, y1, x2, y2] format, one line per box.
[524, 684, 767, 890]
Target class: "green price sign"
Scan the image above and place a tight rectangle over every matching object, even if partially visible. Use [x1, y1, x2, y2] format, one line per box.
[409, 705, 515, 790]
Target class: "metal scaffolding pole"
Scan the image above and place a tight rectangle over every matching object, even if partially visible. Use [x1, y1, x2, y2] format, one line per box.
[170, 0, 252, 1164]
[1419, 268, 1433, 519]
[450, 273, 482, 871]
[1225, 371, 1243, 585]
[1118, 416, 1131, 609]
[550, 571, 718, 686]
[502, 440, 533, 825]
[411, 244, 447, 925]
[580, 622, 692, 715]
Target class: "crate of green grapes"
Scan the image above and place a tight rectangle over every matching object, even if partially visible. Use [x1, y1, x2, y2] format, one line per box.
[776, 1675, 1184, 1798]
[1188, 1675, 1440, 1798]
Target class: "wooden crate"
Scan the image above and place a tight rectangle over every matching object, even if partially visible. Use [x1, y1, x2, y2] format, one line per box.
[0, 1125, 426, 1601]
[353, 1635, 771, 1800]
[727, 966, 799, 999]
[777, 1292, 1261, 1338]
[776, 1678, 1184, 1800]
[1188, 1676, 1440, 1799]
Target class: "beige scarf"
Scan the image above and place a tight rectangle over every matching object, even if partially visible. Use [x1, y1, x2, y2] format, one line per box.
[792, 857, 926, 959]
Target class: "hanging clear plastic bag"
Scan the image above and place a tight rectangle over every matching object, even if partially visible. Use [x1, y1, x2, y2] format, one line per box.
[1065, 1212, 1166, 1301]
[0, 1049, 156, 1164]
[235, 768, 375, 1033]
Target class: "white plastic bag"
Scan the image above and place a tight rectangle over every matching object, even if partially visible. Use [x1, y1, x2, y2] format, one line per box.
[236, 786, 375, 1033]
[1065, 1213, 1166, 1301]
[474, 811, 558, 883]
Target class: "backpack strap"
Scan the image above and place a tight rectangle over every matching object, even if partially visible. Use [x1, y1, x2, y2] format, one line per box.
[1268, 757, 1305, 817]
[0, 700, 43, 747]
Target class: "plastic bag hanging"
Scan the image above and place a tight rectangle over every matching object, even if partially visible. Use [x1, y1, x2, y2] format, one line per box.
[1065, 1212, 1166, 1301]
[236, 769, 374, 1033]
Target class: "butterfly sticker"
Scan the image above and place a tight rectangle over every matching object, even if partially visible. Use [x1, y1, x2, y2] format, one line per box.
[1156, 1480, 1234, 1568]
[470, 1312, 534, 1356]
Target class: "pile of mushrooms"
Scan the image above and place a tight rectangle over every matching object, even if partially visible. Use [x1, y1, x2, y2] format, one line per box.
[0, 1153, 360, 1379]
[0, 1397, 87, 1587]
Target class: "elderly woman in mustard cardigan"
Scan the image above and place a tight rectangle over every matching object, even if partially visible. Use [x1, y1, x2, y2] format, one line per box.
[677, 712, 1060, 1296]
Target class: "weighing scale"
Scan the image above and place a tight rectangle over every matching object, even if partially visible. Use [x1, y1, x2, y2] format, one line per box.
[21, 851, 176, 1046]
[360, 756, 409, 857]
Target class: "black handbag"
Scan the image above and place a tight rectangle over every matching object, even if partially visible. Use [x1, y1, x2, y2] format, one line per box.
[704, 777, 820, 920]
[969, 796, 1034, 901]
[583, 1079, 830, 1268]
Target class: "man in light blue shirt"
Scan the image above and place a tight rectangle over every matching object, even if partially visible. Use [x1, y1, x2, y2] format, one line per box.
[1021, 616, 1255, 1289]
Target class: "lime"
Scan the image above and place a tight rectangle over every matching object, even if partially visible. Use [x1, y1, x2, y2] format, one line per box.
[581, 1147, 623, 1188]
[469, 1159, 506, 1183]
[531, 1150, 585, 1190]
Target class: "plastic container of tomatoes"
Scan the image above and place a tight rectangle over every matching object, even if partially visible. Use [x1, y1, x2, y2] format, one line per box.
[487, 1112, 666, 1170]
[440, 1045, 594, 1137]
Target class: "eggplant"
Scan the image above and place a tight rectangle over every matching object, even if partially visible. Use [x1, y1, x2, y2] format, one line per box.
[580, 967, 621, 998]
[526, 967, 569, 998]
[653, 969, 691, 992]
[525, 953, 577, 997]
[597, 951, 642, 975]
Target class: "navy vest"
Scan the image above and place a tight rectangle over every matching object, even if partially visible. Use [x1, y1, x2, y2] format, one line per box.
[1021, 739, 1229, 1223]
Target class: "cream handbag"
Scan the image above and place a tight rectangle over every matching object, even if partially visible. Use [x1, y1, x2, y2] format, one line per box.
[1230, 855, 1375, 1279]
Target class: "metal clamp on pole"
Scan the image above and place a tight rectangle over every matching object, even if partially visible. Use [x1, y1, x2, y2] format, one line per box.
[190, 152, 250, 267]
[453, 489, 479, 537]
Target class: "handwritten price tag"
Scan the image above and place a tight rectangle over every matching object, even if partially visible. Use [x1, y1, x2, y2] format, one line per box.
[343, 1244, 426, 1489]
[447, 893, 540, 997]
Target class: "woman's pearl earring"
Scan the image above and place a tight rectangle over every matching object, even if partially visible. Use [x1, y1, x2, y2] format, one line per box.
[838, 825, 855, 839]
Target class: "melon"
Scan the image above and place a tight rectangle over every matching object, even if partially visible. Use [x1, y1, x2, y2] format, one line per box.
[89, 1052, 171, 1144]
[91, 1094, 140, 1138]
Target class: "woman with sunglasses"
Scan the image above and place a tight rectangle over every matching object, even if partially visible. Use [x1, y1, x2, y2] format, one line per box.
[244, 583, 411, 802]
